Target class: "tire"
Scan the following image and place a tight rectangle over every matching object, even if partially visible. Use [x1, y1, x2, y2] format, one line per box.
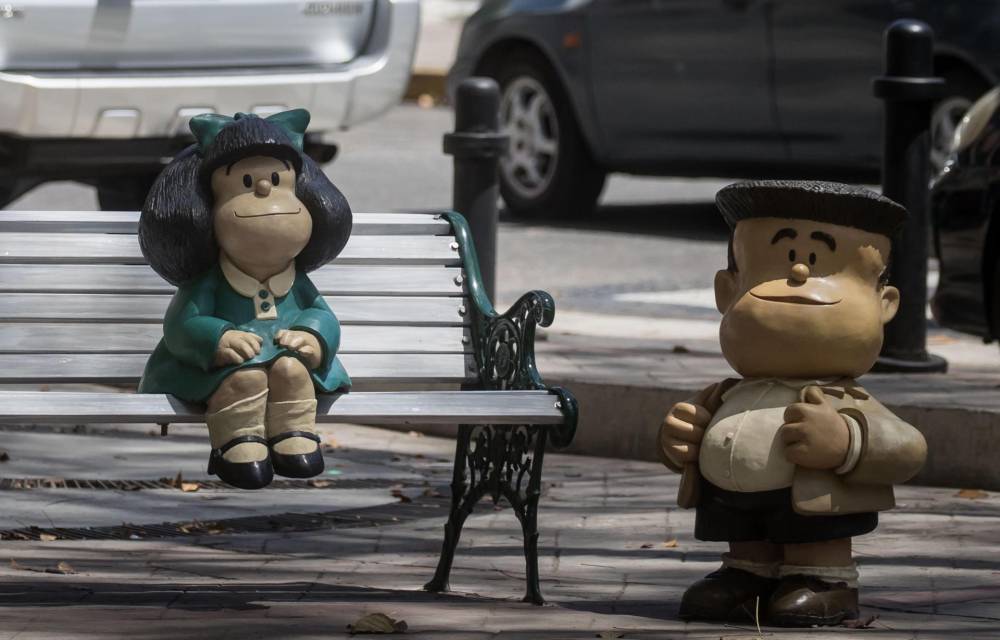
[489, 51, 606, 218]
[930, 70, 991, 175]
[96, 172, 161, 211]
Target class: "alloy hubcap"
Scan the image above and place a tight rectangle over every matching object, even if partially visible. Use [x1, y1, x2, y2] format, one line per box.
[931, 96, 973, 175]
[500, 76, 559, 199]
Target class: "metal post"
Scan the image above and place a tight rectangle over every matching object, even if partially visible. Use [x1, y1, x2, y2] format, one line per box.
[443, 77, 508, 301]
[872, 19, 948, 373]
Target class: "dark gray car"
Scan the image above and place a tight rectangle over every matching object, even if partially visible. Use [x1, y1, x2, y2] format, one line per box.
[449, 0, 1000, 217]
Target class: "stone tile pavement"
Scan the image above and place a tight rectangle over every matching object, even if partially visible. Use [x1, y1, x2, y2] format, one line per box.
[0, 422, 997, 639]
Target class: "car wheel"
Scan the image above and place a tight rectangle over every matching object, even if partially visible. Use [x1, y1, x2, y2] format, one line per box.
[931, 74, 990, 175]
[96, 172, 161, 211]
[492, 52, 606, 218]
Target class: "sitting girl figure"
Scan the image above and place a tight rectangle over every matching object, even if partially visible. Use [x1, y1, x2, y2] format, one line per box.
[138, 109, 353, 490]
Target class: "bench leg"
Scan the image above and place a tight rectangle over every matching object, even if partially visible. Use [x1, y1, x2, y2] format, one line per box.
[515, 483, 544, 604]
[424, 425, 478, 594]
[425, 424, 549, 604]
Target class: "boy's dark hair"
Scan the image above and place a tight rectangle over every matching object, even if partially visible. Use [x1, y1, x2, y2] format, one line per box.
[138, 116, 352, 286]
[716, 180, 906, 236]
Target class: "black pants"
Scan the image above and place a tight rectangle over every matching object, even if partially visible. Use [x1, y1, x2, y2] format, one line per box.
[695, 480, 878, 544]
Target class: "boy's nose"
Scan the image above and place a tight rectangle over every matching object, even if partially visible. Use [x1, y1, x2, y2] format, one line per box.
[255, 179, 272, 197]
[790, 262, 810, 283]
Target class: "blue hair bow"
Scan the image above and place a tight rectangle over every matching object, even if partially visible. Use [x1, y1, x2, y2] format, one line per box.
[189, 109, 310, 154]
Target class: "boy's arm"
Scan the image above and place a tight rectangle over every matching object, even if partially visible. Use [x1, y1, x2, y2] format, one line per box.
[840, 392, 927, 486]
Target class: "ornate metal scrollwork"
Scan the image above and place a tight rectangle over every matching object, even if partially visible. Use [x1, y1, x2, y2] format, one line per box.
[425, 213, 578, 605]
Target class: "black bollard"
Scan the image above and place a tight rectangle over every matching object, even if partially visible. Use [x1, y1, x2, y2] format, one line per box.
[872, 19, 948, 373]
[443, 77, 508, 301]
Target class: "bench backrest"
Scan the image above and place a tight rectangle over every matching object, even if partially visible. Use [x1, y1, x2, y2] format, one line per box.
[0, 211, 476, 388]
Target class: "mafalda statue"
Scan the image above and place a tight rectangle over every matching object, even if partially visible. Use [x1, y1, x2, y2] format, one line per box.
[659, 181, 927, 627]
[138, 110, 352, 491]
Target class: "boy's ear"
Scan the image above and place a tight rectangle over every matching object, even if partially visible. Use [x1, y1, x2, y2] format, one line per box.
[880, 284, 900, 324]
[714, 269, 738, 314]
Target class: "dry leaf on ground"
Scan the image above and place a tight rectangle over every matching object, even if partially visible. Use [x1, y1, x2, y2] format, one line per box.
[347, 612, 408, 634]
[390, 489, 412, 504]
[180, 482, 200, 493]
[662, 539, 678, 548]
[308, 479, 332, 488]
[10, 559, 76, 574]
[844, 614, 880, 629]
[639, 543, 653, 549]
[956, 489, 989, 500]
[38, 533, 58, 542]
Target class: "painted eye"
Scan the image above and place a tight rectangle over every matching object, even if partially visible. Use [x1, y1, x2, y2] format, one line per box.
[242, 174, 252, 188]
[271, 172, 280, 186]
[809, 252, 817, 265]
[788, 249, 796, 262]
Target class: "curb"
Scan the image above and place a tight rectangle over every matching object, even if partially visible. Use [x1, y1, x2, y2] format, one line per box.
[388, 376, 1000, 492]
[404, 71, 449, 105]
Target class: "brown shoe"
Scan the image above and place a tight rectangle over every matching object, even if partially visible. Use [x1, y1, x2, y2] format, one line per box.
[679, 567, 777, 622]
[767, 574, 859, 627]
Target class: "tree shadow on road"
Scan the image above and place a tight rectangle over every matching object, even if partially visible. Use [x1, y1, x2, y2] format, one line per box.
[500, 202, 728, 242]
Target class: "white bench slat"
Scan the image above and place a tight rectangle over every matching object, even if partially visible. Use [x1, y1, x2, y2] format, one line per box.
[0, 264, 466, 296]
[0, 211, 453, 236]
[0, 294, 467, 326]
[0, 233, 461, 266]
[0, 353, 476, 384]
[0, 323, 469, 354]
[0, 390, 563, 425]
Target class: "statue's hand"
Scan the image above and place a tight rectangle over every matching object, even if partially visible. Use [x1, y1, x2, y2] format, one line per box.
[275, 329, 322, 370]
[659, 385, 717, 468]
[780, 385, 851, 470]
[213, 330, 263, 367]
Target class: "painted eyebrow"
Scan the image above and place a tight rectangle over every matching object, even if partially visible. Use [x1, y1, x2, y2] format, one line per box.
[770, 228, 797, 244]
[810, 231, 836, 251]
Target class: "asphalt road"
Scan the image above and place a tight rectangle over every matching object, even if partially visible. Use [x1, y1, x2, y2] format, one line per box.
[4, 104, 747, 320]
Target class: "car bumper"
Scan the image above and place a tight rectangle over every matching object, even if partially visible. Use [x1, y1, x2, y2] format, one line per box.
[0, 0, 418, 139]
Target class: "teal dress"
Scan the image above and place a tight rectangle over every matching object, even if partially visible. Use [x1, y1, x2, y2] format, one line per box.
[138, 261, 351, 402]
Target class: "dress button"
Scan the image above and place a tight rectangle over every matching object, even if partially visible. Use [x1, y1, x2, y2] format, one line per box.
[261, 301, 272, 311]
[259, 290, 269, 298]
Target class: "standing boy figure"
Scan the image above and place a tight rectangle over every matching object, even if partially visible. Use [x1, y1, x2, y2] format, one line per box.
[659, 180, 927, 627]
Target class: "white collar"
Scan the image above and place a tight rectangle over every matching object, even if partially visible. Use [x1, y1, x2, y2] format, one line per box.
[219, 253, 295, 298]
[722, 377, 842, 402]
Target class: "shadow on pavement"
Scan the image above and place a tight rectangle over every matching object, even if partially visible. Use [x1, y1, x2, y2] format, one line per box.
[500, 202, 728, 242]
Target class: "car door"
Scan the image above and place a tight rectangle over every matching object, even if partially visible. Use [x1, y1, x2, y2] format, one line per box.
[585, 0, 783, 169]
[0, 0, 378, 71]
[770, 1, 897, 176]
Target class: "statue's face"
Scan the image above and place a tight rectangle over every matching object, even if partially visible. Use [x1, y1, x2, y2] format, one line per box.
[715, 217, 900, 379]
[211, 155, 312, 273]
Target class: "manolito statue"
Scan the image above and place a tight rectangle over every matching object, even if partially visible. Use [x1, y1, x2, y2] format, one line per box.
[659, 180, 927, 627]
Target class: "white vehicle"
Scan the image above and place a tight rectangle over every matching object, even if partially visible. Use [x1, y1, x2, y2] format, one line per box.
[0, 0, 419, 208]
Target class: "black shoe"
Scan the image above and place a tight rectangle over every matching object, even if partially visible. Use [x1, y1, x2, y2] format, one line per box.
[268, 431, 325, 478]
[207, 435, 274, 490]
[767, 574, 859, 627]
[679, 567, 778, 623]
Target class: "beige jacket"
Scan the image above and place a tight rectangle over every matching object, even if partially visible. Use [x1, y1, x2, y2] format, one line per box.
[661, 378, 927, 515]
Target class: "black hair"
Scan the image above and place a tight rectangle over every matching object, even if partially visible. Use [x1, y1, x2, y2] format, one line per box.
[139, 116, 352, 286]
[716, 180, 906, 237]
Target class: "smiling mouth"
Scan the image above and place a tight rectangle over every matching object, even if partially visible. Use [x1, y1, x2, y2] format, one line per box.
[233, 208, 301, 218]
[750, 292, 841, 306]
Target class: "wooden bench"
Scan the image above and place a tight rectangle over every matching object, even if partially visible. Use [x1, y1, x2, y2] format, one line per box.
[0, 209, 577, 604]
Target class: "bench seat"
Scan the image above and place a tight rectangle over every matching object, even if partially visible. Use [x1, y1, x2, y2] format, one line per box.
[0, 209, 577, 605]
[0, 390, 566, 425]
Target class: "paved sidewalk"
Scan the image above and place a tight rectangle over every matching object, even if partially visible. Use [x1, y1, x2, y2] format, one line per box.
[0, 422, 997, 639]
